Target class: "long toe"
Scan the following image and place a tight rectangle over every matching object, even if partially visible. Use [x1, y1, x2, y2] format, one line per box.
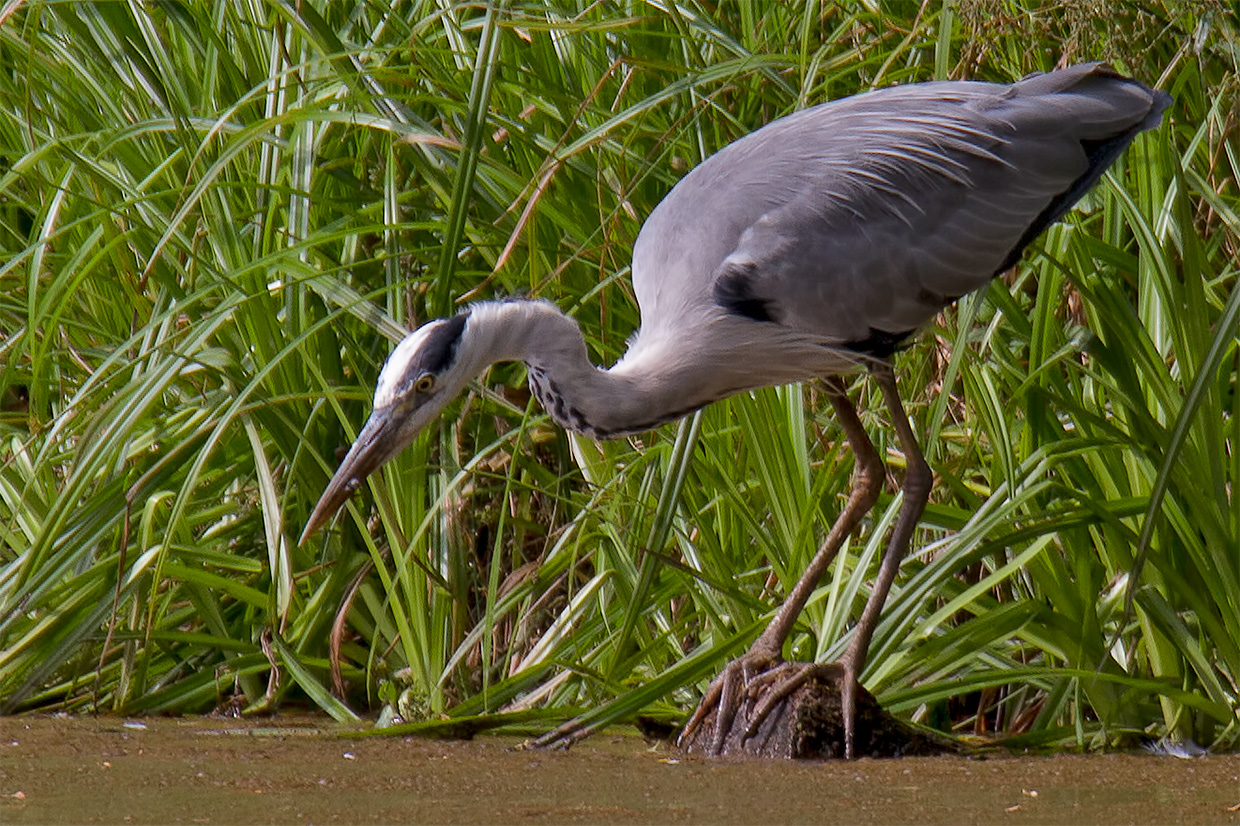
[679, 650, 782, 756]
[678, 671, 727, 747]
[838, 658, 860, 760]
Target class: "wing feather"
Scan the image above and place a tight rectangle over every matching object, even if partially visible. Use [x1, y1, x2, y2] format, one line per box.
[628, 63, 1169, 347]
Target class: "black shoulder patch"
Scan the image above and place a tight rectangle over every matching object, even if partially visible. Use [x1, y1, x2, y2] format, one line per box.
[714, 262, 777, 323]
[420, 312, 469, 373]
[842, 327, 914, 359]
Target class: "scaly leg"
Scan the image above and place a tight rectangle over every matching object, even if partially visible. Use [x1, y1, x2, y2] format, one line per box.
[679, 376, 884, 755]
[834, 363, 931, 758]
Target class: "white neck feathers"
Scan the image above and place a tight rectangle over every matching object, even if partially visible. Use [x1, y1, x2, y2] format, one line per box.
[459, 299, 847, 438]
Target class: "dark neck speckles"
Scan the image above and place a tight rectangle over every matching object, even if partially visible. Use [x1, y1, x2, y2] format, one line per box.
[527, 365, 594, 436]
[527, 364, 708, 440]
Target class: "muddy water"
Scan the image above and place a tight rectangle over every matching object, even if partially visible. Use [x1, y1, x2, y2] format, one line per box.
[2, 716, 1238, 825]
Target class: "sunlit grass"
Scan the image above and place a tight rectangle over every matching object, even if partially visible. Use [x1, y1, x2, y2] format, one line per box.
[1, 0, 1236, 751]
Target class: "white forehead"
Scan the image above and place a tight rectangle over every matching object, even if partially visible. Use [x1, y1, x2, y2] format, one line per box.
[373, 325, 438, 409]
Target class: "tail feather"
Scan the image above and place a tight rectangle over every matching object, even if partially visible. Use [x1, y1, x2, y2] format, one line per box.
[993, 64, 1170, 274]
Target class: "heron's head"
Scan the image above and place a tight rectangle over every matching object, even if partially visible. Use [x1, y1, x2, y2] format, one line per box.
[299, 312, 473, 544]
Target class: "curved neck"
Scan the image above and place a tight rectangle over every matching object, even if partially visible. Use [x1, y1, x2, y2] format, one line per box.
[465, 301, 716, 439]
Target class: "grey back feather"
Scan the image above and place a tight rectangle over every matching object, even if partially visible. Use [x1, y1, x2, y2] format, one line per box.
[629, 63, 1170, 351]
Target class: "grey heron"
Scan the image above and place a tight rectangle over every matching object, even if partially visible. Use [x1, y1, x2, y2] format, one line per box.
[300, 63, 1170, 758]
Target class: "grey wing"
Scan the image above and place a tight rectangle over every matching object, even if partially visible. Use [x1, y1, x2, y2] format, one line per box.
[705, 64, 1169, 347]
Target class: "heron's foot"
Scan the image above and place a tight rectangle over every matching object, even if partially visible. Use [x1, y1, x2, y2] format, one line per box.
[677, 648, 783, 756]
[679, 656, 860, 758]
[527, 717, 592, 751]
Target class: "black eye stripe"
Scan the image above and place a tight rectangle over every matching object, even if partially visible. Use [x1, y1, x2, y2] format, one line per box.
[395, 313, 469, 397]
[418, 313, 468, 374]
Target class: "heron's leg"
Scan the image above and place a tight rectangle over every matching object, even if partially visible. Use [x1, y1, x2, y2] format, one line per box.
[679, 376, 884, 755]
[835, 362, 931, 758]
[747, 377, 885, 658]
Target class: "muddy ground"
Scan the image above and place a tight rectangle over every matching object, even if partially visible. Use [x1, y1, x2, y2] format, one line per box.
[2, 715, 1238, 825]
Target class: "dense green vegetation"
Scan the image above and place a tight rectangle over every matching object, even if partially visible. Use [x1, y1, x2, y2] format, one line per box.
[2, 1, 1236, 752]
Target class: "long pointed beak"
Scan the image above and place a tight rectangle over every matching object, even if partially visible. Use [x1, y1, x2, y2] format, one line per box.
[299, 407, 403, 545]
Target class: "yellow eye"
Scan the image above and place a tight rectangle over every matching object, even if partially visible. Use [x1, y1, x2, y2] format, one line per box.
[414, 374, 435, 393]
